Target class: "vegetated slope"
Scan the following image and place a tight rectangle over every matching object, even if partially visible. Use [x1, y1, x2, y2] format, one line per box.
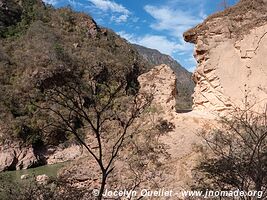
[133, 44, 194, 110]
[0, 0, 144, 148]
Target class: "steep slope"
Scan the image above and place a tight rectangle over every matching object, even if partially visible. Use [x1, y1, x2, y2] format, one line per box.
[0, 0, 22, 36]
[0, 0, 145, 170]
[133, 44, 195, 110]
[184, 0, 267, 113]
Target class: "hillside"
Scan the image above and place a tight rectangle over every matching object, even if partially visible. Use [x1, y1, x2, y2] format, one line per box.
[0, 0, 145, 170]
[133, 44, 194, 110]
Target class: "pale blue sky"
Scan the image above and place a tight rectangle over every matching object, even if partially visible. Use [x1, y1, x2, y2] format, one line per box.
[43, 0, 238, 72]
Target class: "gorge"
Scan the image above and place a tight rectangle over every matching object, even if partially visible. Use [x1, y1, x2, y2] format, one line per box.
[0, 0, 267, 199]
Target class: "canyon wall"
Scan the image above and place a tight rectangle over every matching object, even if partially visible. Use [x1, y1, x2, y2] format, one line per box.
[184, 0, 267, 113]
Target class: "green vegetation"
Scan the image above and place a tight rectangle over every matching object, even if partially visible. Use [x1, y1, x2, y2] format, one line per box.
[0, 0, 145, 150]
[1, 162, 65, 182]
[0, 162, 90, 200]
[1, 0, 51, 38]
[0, 163, 66, 200]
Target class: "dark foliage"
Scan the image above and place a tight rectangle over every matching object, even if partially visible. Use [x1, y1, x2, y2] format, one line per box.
[156, 119, 175, 134]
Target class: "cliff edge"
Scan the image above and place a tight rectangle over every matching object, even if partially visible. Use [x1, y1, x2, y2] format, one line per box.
[184, 0, 267, 113]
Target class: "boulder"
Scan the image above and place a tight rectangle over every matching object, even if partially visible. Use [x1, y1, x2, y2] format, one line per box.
[45, 144, 83, 165]
[0, 141, 84, 172]
[16, 147, 39, 170]
[36, 174, 49, 185]
[20, 174, 30, 180]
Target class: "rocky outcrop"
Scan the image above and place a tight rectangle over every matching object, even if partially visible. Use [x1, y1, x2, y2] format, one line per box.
[133, 44, 194, 110]
[138, 65, 212, 189]
[45, 144, 84, 165]
[0, 142, 83, 172]
[184, 0, 267, 113]
[0, 143, 38, 171]
[138, 64, 177, 113]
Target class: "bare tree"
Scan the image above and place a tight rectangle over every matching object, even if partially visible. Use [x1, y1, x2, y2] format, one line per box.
[193, 105, 267, 200]
[36, 75, 153, 199]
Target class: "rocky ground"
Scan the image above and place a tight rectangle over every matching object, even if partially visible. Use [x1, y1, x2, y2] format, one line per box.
[131, 64, 214, 190]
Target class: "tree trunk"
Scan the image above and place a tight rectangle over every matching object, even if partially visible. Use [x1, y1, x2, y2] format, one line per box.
[97, 173, 107, 200]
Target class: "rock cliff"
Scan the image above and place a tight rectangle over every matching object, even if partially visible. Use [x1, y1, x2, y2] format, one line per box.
[184, 0, 267, 113]
[137, 65, 212, 190]
[138, 64, 177, 113]
[133, 44, 194, 110]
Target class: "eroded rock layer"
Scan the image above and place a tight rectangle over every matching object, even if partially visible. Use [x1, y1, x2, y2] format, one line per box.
[184, 0, 267, 113]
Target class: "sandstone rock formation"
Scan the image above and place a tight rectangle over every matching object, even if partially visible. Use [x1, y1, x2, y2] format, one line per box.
[138, 64, 177, 114]
[0, 142, 83, 172]
[0, 143, 38, 171]
[133, 44, 195, 110]
[136, 65, 212, 189]
[184, 0, 267, 113]
[45, 144, 84, 165]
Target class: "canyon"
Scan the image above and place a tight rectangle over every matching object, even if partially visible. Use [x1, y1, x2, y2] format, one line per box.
[0, 0, 267, 199]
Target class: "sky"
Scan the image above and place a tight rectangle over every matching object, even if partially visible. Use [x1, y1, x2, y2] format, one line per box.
[43, 0, 238, 72]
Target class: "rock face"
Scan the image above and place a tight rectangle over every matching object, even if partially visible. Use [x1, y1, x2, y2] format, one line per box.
[137, 65, 211, 189]
[45, 144, 84, 165]
[184, 0, 267, 113]
[0, 142, 83, 172]
[133, 44, 194, 110]
[138, 64, 177, 113]
[0, 143, 38, 171]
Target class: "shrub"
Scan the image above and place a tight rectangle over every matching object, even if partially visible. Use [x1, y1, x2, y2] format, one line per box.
[156, 119, 175, 134]
[193, 106, 267, 199]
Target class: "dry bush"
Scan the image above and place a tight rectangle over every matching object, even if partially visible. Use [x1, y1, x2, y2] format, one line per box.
[193, 105, 267, 199]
